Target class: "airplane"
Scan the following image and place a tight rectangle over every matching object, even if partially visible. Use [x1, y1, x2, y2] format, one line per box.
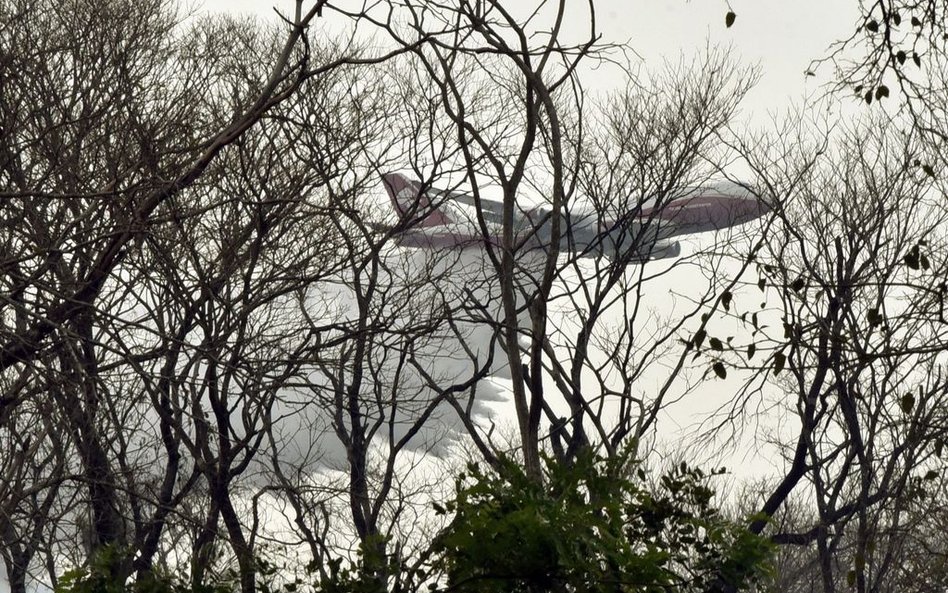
[378, 172, 771, 262]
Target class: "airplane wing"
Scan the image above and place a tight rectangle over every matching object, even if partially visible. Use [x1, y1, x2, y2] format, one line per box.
[631, 238, 681, 262]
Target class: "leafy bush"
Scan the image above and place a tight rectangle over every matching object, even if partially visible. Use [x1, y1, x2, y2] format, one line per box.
[57, 454, 771, 593]
[430, 452, 772, 593]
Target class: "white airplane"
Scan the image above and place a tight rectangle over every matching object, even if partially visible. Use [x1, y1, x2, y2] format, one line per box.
[379, 172, 770, 262]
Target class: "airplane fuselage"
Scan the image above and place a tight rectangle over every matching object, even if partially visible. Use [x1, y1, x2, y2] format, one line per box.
[379, 173, 769, 263]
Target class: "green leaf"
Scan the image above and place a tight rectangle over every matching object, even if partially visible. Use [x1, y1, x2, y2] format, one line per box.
[913, 52, 922, 66]
[774, 352, 786, 374]
[721, 290, 732, 311]
[790, 276, 806, 292]
[897, 50, 907, 64]
[866, 19, 879, 32]
[924, 469, 939, 480]
[712, 362, 727, 379]
[758, 277, 766, 291]
[746, 343, 756, 360]
[892, 11, 901, 25]
[922, 163, 935, 177]
[709, 337, 724, 351]
[912, 16, 922, 27]
[725, 11, 736, 27]
[865, 89, 874, 104]
[875, 85, 889, 99]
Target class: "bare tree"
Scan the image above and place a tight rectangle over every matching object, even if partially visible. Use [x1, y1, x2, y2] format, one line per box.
[0, 1, 413, 591]
[330, 0, 765, 488]
[808, 0, 948, 144]
[702, 115, 948, 591]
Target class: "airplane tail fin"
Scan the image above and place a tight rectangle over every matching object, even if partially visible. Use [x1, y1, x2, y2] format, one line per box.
[381, 172, 452, 227]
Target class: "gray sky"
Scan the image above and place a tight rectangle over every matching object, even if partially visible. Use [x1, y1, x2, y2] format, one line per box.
[191, 0, 860, 469]
[614, 2, 859, 115]
[200, 0, 860, 124]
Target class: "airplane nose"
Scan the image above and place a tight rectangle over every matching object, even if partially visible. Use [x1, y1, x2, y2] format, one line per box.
[709, 180, 773, 218]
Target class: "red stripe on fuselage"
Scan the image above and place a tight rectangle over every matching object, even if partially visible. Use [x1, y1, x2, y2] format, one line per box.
[638, 194, 767, 229]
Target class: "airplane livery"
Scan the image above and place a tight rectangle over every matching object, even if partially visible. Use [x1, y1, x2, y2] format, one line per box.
[379, 172, 771, 262]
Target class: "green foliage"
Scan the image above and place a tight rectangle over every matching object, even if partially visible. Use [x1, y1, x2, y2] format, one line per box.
[55, 545, 234, 593]
[58, 460, 772, 593]
[313, 536, 399, 593]
[431, 453, 773, 593]
[55, 546, 129, 593]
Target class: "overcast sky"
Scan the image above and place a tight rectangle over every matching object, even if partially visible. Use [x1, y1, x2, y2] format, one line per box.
[200, 1, 861, 124]
[189, 0, 863, 467]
